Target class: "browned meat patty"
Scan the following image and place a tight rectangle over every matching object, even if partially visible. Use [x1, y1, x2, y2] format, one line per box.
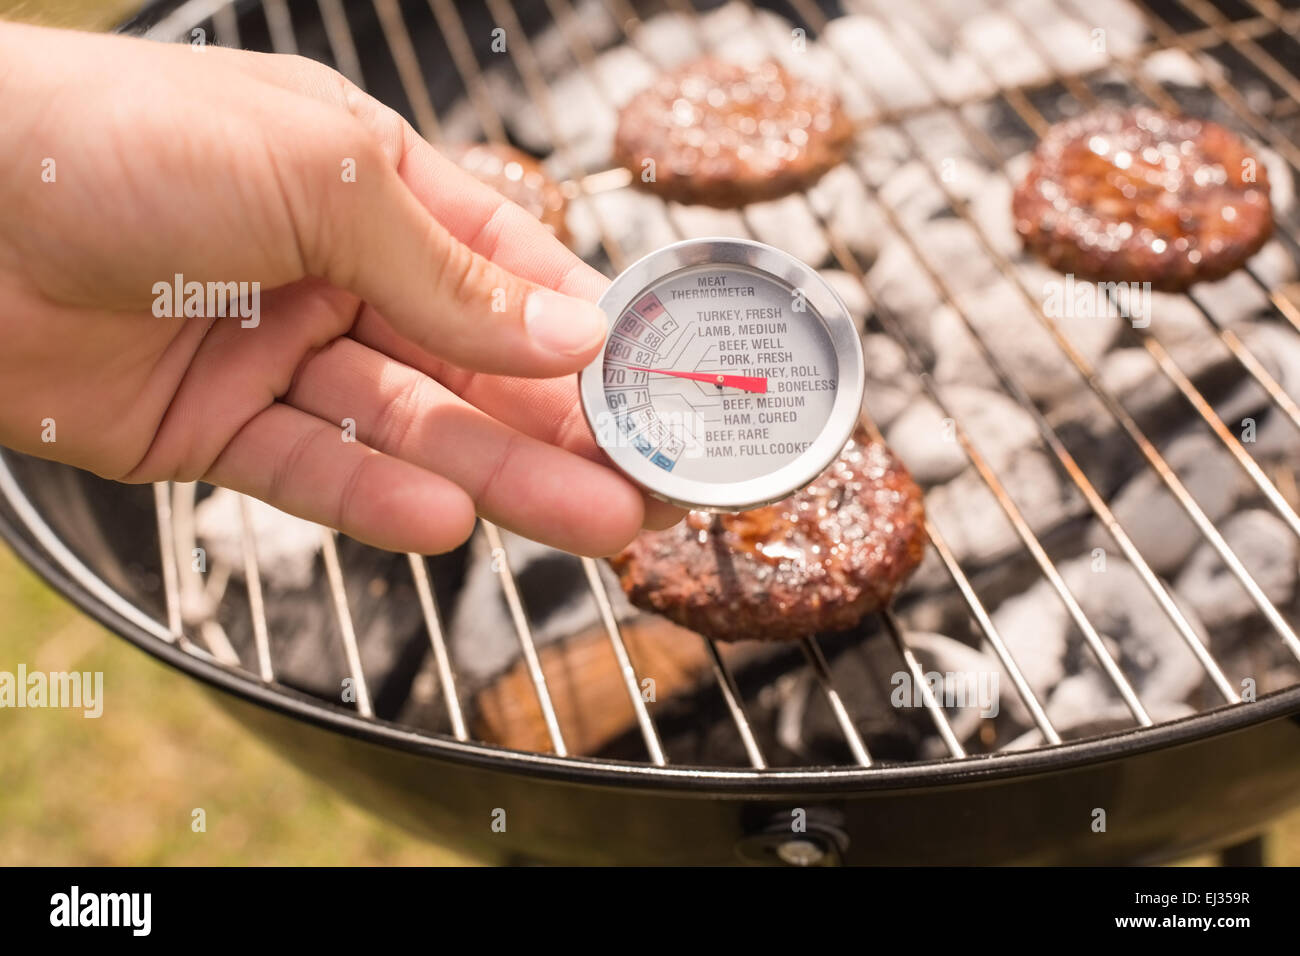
[442, 142, 571, 246]
[1013, 107, 1273, 291]
[609, 429, 927, 643]
[612, 58, 855, 208]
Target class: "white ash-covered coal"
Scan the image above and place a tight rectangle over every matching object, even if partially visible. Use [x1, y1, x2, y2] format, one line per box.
[187, 485, 469, 721]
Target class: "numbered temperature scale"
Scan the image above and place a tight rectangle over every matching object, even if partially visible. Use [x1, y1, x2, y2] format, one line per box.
[580, 238, 866, 511]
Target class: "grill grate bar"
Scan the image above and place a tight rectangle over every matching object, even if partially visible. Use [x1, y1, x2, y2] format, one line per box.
[1182, 296, 1300, 426]
[369, 0, 441, 140]
[144, 0, 237, 41]
[922, 517, 1064, 743]
[153, 482, 242, 665]
[792, 0, 1300, 666]
[212, 0, 239, 47]
[907, 15, 1285, 128]
[701, 635, 767, 768]
[478, 0, 628, 272]
[428, 0, 508, 144]
[320, 526, 374, 717]
[169, 483, 242, 666]
[238, 495, 275, 682]
[1238, 0, 1300, 31]
[883, 609, 967, 758]
[153, 482, 186, 646]
[800, 637, 873, 766]
[317, 0, 366, 87]
[263, 0, 298, 55]
[407, 553, 469, 740]
[581, 559, 668, 765]
[847, 235, 1225, 711]
[481, 523, 568, 755]
[1145, 334, 1300, 539]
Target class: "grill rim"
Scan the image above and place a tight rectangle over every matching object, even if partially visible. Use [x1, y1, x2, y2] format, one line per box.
[5, 473, 1299, 794]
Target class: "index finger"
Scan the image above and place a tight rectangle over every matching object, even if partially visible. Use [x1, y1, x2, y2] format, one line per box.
[400, 140, 610, 300]
[350, 306, 685, 532]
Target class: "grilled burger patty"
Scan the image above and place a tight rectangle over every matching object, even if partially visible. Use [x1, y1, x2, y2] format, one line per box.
[441, 142, 571, 246]
[609, 429, 927, 643]
[613, 57, 854, 208]
[1013, 107, 1272, 291]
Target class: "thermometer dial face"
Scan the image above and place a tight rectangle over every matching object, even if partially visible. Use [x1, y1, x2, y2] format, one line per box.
[581, 239, 865, 512]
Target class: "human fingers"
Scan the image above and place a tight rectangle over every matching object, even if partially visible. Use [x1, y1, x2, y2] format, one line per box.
[282, 336, 651, 556]
[204, 402, 476, 554]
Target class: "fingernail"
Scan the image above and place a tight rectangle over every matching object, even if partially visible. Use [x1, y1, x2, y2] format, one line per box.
[525, 290, 608, 357]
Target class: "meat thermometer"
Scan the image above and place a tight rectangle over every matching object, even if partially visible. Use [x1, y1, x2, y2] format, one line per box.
[579, 238, 866, 512]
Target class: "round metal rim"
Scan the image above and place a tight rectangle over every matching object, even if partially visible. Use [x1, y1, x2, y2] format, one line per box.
[3, 455, 1300, 795]
[580, 237, 865, 511]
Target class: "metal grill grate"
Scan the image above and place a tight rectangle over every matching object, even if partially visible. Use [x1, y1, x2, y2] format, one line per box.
[14, 0, 1300, 775]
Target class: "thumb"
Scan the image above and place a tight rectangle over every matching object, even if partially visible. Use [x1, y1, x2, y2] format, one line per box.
[303, 119, 608, 377]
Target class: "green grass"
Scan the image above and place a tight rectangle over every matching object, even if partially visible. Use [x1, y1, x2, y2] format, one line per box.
[0, 542, 476, 865]
[0, 0, 141, 30]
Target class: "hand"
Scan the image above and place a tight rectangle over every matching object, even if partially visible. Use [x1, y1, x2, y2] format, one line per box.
[0, 22, 683, 557]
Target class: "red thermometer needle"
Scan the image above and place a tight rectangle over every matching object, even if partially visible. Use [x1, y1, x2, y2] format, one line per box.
[627, 366, 768, 394]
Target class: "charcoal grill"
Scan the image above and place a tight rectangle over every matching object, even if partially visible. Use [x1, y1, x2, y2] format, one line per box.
[6, 0, 1300, 865]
